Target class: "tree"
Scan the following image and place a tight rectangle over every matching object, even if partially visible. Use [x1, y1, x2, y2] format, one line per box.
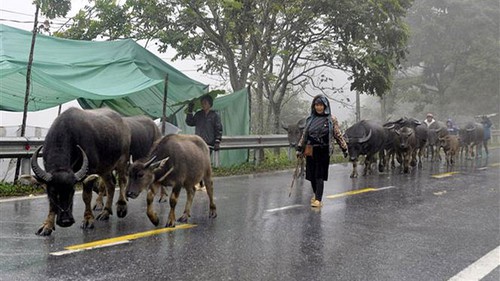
[57, 0, 412, 133]
[392, 0, 500, 120]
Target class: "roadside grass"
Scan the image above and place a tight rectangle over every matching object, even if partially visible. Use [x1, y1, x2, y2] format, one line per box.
[0, 149, 348, 198]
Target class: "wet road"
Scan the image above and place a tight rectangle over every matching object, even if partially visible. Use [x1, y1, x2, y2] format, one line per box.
[0, 149, 499, 281]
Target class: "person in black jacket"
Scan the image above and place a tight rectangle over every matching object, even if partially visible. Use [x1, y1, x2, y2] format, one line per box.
[186, 94, 223, 151]
[297, 94, 348, 208]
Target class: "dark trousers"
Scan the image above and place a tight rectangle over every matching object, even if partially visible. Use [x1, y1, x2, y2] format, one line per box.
[310, 178, 324, 201]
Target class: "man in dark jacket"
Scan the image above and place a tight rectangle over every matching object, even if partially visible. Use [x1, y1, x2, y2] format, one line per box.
[186, 94, 223, 151]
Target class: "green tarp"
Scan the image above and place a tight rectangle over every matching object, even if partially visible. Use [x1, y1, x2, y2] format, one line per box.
[0, 24, 250, 167]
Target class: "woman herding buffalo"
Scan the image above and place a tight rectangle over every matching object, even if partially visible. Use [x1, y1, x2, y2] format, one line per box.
[296, 95, 348, 208]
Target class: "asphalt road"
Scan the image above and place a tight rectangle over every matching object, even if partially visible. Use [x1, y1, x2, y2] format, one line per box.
[0, 149, 499, 281]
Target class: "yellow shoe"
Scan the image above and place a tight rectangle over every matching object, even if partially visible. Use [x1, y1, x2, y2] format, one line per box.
[310, 196, 316, 204]
[311, 200, 322, 207]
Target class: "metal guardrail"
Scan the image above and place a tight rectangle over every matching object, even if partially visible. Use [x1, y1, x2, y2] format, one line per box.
[0, 135, 291, 174]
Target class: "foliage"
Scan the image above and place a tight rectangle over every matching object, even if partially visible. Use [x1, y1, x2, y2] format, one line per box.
[0, 181, 45, 197]
[389, 0, 500, 120]
[55, 0, 413, 134]
[35, 0, 71, 19]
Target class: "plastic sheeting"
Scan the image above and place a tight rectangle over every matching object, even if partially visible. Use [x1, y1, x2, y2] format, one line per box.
[0, 24, 250, 167]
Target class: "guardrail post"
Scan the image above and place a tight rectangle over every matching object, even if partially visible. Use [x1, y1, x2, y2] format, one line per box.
[213, 150, 220, 168]
[20, 158, 31, 175]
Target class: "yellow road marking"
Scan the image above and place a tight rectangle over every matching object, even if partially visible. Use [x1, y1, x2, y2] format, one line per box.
[432, 172, 459, 179]
[326, 188, 377, 199]
[50, 224, 196, 256]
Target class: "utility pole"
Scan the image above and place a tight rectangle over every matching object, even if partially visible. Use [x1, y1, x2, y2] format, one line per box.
[355, 91, 361, 122]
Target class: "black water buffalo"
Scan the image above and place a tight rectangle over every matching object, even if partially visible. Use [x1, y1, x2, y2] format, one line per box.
[31, 108, 130, 236]
[126, 134, 217, 227]
[384, 117, 427, 169]
[282, 118, 306, 177]
[394, 126, 417, 173]
[92, 115, 166, 211]
[344, 120, 386, 178]
[459, 122, 484, 159]
[427, 121, 448, 162]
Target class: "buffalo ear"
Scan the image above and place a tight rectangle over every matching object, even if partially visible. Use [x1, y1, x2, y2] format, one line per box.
[281, 121, 288, 131]
[298, 118, 306, 129]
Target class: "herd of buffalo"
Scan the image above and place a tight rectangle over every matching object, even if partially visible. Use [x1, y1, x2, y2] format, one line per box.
[283, 116, 489, 178]
[26, 106, 490, 237]
[30, 107, 216, 236]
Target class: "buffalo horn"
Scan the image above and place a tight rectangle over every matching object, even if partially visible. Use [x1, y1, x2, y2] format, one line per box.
[74, 145, 89, 182]
[144, 155, 158, 168]
[31, 146, 53, 183]
[359, 129, 372, 143]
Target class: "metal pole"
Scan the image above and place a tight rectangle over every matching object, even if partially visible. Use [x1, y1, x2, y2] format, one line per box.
[161, 74, 169, 135]
[15, 5, 40, 181]
[356, 91, 361, 122]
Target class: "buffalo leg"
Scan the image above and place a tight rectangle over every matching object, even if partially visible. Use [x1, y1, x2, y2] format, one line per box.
[36, 203, 56, 236]
[350, 160, 358, 178]
[115, 159, 128, 218]
[205, 179, 217, 218]
[146, 184, 159, 226]
[158, 185, 169, 203]
[178, 186, 195, 223]
[95, 173, 114, 221]
[166, 185, 181, 227]
[81, 182, 95, 229]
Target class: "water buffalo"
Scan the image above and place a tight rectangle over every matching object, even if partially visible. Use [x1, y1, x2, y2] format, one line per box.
[394, 126, 417, 173]
[427, 121, 448, 162]
[31, 108, 130, 236]
[126, 134, 217, 227]
[439, 135, 460, 166]
[344, 120, 386, 178]
[282, 118, 306, 177]
[384, 117, 427, 169]
[459, 122, 484, 159]
[92, 115, 167, 211]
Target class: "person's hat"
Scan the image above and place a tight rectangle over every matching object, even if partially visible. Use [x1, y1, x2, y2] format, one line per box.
[426, 113, 433, 118]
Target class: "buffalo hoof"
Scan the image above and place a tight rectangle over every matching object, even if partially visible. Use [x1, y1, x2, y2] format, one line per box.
[148, 215, 160, 226]
[93, 202, 104, 211]
[116, 201, 127, 218]
[36, 224, 55, 236]
[177, 214, 189, 223]
[378, 164, 384, 173]
[418, 162, 422, 169]
[158, 194, 168, 203]
[95, 209, 111, 221]
[80, 219, 95, 230]
[166, 220, 176, 228]
[209, 210, 217, 218]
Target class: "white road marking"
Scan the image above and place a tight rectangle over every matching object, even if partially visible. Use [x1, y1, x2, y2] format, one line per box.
[266, 204, 303, 213]
[448, 245, 500, 281]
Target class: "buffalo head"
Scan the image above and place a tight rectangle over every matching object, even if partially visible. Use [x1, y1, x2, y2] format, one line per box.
[345, 129, 372, 161]
[31, 145, 88, 227]
[126, 156, 172, 199]
[282, 118, 306, 148]
[395, 127, 415, 150]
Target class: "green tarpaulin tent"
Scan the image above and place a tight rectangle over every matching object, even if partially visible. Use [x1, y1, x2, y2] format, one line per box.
[0, 24, 249, 167]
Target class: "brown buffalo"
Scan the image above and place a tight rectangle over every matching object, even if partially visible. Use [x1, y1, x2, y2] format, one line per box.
[439, 135, 460, 166]
[126, 134, 216, 227]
